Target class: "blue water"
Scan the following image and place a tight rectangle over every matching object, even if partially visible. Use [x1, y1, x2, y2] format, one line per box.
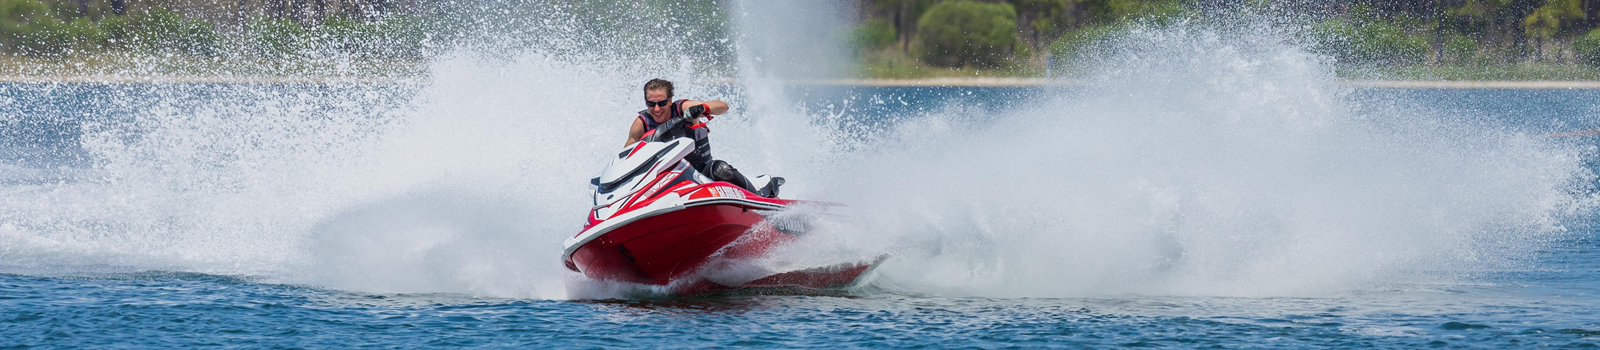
[2, 83, 1599, 348]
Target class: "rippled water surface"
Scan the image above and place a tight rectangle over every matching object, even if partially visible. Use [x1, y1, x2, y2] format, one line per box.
[3, 82, 1599, 347]
[5, 256, 1600, 348]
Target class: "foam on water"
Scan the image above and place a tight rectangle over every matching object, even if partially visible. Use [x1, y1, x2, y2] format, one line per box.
[785, 24, 1598, 297]
[0, 30, 752, 300]
[0, 8, 1594, 301]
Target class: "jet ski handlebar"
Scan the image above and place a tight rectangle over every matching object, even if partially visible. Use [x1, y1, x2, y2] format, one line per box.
[643, 115, 695, 143]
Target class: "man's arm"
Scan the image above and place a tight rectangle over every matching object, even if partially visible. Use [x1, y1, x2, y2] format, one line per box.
[626, 117, 645, 146]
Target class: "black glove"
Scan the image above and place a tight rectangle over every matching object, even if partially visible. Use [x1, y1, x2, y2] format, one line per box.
[686, 103, 707, 118]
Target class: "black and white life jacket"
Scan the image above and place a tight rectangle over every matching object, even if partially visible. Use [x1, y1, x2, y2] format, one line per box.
[638, 99, 712, 169]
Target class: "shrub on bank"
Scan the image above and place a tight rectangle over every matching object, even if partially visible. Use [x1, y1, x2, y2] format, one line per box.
[13, 17, 105, 55]
[917, 0, 1017, 68]
[850, 18, 895, 53]
[248, 18, 308, 57]
[1304, 17, 1428, 65]
[1047, 24, 1123, 67]
[1082, 0, 1191, 26]
[0, 1, 433, 59]
[0, 0, 71, 55]
[358, 15, 432, 59]
[1444, 34, 1479, 65]
[134, 8, 218, 56]
[0, 2, 217, 57]
[249, 15, 432, 59]
[1577, 28, 1600, 66]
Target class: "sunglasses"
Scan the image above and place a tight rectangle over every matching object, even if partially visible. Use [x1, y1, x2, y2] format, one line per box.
[646, 99, 671, 108]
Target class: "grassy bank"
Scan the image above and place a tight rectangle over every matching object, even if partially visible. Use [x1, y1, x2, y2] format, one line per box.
[856, 47, 1600, 81]
[855, 47, 1041, 79]
[1342, 64, 1600, 81]
[7, 53, 1600, 86]
[0, 54, 426, 81]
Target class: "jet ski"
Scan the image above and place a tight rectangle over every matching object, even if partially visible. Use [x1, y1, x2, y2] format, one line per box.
[562, 135, 874, 295]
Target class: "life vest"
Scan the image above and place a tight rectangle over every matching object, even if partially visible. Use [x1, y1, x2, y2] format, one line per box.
[638, 99, 712, 169]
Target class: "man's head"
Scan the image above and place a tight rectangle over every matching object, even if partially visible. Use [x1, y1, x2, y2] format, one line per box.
[644, 79, 674, 123]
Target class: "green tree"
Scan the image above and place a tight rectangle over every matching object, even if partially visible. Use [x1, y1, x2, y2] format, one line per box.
[1521, 0, 1584, 60]
[1446, 0, 1513, 30]
[1443, 0, 1542, 61]
[1008, 0, 1071, 49]
[870, 0, 936, 54]
[1522, 0, 1583, 39]
[917, 0, 1018, 68]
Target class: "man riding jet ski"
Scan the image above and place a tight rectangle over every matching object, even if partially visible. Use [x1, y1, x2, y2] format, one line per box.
[626, 78, 780, 198]
[560, 79, 874, 295]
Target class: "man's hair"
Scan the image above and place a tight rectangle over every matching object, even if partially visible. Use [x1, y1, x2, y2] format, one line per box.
[644, 79, 673, 99]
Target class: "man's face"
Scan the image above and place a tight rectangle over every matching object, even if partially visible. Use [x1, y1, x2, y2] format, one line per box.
[646, 90, 670, 123]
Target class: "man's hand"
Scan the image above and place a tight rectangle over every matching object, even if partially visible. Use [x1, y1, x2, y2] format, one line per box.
[686, 103, 708, 118]
[682, 100, 729, 117]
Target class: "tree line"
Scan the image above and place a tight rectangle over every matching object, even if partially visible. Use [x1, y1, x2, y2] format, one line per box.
[853, 0, 1600, 69]
[8, 0, 1600, 71]
[0, 0, 430, 57]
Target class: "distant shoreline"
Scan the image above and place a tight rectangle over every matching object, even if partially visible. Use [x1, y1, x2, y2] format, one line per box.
[808, 78, 1600, 89]
[6, 75, 1600, 89]
[0, 75, 422, 84]
[1339, 80, 1600, 89]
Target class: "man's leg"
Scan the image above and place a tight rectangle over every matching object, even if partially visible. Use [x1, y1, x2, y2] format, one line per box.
[704, 160, 759, 195]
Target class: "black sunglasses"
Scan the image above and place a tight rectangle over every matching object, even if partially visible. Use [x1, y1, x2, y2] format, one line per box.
[646, 99, 671, 108]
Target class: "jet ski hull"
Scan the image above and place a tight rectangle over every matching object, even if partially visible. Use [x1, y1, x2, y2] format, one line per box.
[568, 203, 779, 285]
[567, 201, 874, 294]
[567, 138, 875, 295]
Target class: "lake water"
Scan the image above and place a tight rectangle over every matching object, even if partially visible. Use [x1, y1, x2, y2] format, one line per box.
[1, 78, 1597, 347]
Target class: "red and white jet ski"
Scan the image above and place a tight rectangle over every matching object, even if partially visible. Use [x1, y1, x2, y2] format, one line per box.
[562, 136, 873, 295]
